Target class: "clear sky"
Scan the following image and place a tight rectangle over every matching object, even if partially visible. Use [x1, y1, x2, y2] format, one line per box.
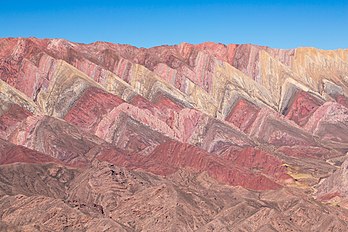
[1, 0, 347, 49]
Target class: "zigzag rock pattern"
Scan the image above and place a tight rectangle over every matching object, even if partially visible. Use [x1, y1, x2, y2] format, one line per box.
[0, 38, 348, 231]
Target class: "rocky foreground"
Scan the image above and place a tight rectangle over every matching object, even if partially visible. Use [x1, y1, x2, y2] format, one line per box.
[0, 38, 348, 231]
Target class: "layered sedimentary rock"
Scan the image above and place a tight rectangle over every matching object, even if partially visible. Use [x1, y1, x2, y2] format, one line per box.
[0, 37, 348, 231]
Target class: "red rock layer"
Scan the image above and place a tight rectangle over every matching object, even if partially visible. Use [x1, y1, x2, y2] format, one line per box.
[0, 103, 32, 138]
[99, 141, 282, 190]
[225, 98, 260, 133]
[64, 86, 124, 133]
[336, 94, 348, 108]
[0, 139, 61, 165]
[285, 90, 323, 126]
[219, 146, 291, 181]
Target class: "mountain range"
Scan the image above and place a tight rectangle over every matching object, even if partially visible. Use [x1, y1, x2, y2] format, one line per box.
[0, 37, 348, 231]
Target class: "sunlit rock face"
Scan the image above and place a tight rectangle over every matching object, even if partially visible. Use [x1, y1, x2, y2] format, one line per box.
[1, 37, 348, 231]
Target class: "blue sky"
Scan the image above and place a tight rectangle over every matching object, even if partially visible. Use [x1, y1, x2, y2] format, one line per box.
[1, 0, 347, 49]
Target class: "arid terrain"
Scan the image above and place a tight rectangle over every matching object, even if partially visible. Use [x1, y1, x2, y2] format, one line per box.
[0, 37, 348, 231]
